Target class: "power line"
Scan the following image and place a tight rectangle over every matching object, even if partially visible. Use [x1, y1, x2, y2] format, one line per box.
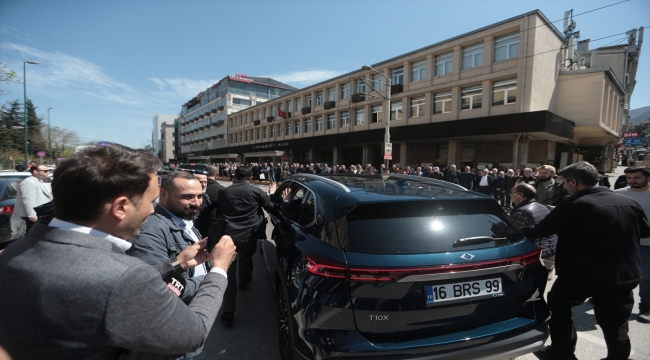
[520, 0, 630, 33]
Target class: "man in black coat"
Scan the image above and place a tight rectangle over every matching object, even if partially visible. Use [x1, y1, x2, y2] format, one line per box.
[474, 168, 493, 195]
[444, 164, 460, 184]
[459, 166, 476, 190]
[509, 183, 557, 279]
[214, 166, 278, 327]
[205, 165, 224, 203]
[524, 161, 650, 360]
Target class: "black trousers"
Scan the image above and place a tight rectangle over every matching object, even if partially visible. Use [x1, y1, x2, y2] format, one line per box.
[21, 217, 35, 235]
[221, 237, 258, 313]
[547, 277, 637, 360]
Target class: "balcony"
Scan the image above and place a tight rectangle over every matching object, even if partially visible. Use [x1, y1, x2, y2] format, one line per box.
[199, 114, 205, 119]
[301, 107, 311, 115]
[211, 108, 218, 113]
[204, 111, 211, 116]
[391, 84, 403, 95]
[324, 101, 335, 109]
[351, 93, 365, 103]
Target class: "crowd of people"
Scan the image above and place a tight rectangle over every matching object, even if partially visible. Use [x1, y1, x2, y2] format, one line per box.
[0, 143, 648, 360]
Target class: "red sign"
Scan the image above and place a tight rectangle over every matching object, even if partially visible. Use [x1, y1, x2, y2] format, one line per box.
[623, 132, 640, 138]
[383, 155, 393, 160]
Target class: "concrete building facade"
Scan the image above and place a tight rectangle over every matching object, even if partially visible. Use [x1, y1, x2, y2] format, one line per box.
[195, 11, 643, 172]
[152, 114, 176, 158]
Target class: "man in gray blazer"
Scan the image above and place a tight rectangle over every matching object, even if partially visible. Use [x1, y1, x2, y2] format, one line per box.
[13, 163, 53, 233]
[0, 143, 236, 360]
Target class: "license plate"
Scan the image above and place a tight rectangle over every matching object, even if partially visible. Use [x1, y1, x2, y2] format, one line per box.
[426, 278, 503, 304]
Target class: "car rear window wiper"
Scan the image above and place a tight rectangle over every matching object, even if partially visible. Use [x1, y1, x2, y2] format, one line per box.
[453, 236, 507, 247]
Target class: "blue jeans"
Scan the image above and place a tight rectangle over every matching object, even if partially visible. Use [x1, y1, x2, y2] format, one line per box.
[640, 245, 650, 311]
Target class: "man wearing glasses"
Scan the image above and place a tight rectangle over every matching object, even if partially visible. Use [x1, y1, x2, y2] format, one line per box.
[14, 164, 53, 234]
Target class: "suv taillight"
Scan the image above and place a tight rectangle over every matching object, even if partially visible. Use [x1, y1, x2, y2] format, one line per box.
[0, 205, 14, 216]
[306, 248, 541, 282]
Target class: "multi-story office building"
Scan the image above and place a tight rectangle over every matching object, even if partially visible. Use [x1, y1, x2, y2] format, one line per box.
[159, 120, 177, 164]
[152, 114, 176, 158]
[178, 74, 296, 162]
[207, 11, 642, 171]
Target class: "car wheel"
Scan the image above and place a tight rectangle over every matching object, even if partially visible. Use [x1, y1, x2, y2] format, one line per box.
[277, 281, 295, 360]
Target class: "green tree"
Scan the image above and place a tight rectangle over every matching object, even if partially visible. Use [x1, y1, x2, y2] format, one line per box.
[50, 126, 81, 160]
[25, 99, 46, 157]
[0, 63, 20, 97]
[631, 119, 650, 137]
[0, 99, 24, 153]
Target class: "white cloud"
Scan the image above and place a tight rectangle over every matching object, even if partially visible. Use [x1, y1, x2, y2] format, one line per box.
[148, 77, 218, 100]
[263, 69, 345, 87]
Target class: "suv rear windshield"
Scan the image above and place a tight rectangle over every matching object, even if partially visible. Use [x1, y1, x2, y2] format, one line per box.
[345, 200, 522, 254]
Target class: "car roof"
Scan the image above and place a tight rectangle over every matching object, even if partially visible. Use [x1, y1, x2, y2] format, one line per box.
[0, 172, 30, 179]
[290, 174, 487, 203]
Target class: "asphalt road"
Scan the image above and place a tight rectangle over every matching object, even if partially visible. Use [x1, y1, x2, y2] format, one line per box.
[198, 175, 649, 360]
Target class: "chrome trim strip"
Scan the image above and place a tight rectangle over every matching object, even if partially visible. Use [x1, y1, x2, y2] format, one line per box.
[397, 264, 524, 282]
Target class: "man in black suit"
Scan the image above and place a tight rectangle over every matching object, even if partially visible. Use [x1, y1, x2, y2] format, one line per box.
[445, 164, 460, 184]
[475, 168, 493, 195]
[205, 165, 224, 203]
[459, 166, 476, 190]
[215, 166, 278, 327]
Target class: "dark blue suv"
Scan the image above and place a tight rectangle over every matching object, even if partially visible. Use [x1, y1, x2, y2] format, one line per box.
[260, 174, 549, 360]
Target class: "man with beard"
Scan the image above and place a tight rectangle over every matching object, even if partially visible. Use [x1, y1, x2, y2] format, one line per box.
[616, 165, 650, 323]
[533, 165, 569, 206]
[128, 170, 207, 306]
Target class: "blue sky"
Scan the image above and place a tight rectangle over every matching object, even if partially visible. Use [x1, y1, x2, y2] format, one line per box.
[1, 0, 648, 149]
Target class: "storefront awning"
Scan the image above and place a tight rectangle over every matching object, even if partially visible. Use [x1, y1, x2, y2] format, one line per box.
[243, 150, 286, 158]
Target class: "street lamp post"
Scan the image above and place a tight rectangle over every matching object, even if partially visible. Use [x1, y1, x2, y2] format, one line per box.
[361, 65, 391, 170]
[48, 107, 54, 164]
[23, 61, 39, 168]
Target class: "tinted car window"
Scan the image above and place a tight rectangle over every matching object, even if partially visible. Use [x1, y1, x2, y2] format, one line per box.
[346, 200, 522, 254]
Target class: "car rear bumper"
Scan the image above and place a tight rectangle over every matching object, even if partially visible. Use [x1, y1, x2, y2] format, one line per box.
[295, 321, 548, 360]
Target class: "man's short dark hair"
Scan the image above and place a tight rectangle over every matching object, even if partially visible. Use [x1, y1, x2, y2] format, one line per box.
[29, 165, 42, 174]
[161, 170, 195, 193]
[206, 165, 219, 176]
[624, 165, 650, 177]
[559, 161, 599, 186]
[52, 143, 162, 222]
[235, 166, 252, 180]
[513, 183, 536, 200]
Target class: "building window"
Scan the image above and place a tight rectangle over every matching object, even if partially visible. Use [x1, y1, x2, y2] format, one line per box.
[270, 125, 274, 138]
[305, 118, 312, 133]
[356, 79, 366, 94]
[295, 120, 301, 134]
[316, 91, 323, 106]
[390, 101, 403, 120]
[263, 127, 267, 139]
[494, 33, 519, 62]
[256, 129, 261, 140]
[461, 85, 482, 110]
[341, 83, 350, 99]
[287, 100, 292, 113]
[306, 95, 312, 107]
[277, 124, 283, 136]
[245, 131, 249, 141]
[434, 92, 452, 114]
[327, 114, 335, 129]
[410, 96, 425, 117]
[355, 109, 365, 125]
[391, 67, 403, 85]
[373, 74, 384, 91]
[316, 116, 323, 131]
[372, 105, 383, 123]
[462, 43, 484, 69]
[263, 108, 267, 118]
[286, 122, 292, 135]
[436, 52, 453, 75]
[411, 60, 426, 82]
[296, 98, 302, 111]
[341, 111, 350, 127]
[328, 88, 335, 101]
[492, 79, 517, 105]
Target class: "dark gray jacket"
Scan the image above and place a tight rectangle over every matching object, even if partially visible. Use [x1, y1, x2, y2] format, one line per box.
[128, 204, 206, 302]
[0, 222, 227, 360]
[509, 198, 557, 259]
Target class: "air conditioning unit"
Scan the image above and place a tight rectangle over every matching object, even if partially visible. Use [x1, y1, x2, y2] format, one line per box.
[217, 105, 225, 111]
[267, 116, 274, 122]
[351, 93, 365, 103]
[204, 111, 211, 116]
[211, 108, 218, 113]
[301, 107, 311, 115]
[390, 84, 403, 95]
[215, 120, 224, 127]
[253, 120, 261, 126]
[323, 101, 335, 109]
